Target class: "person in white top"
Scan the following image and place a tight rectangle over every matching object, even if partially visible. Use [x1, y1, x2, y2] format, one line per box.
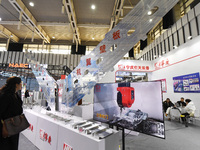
[181, 99, 196, 127]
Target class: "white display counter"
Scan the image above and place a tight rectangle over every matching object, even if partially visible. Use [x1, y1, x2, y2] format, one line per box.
[22, 108, 119, 150]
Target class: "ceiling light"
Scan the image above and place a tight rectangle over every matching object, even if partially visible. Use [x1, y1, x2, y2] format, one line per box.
[147, 11, 152, 15]
[187, 36, 192, 40]
[52, 36, 55, 39]
[149, 19, 153, 22]
[29, 2, 34, 7]
[91, 5, 96, 10]
[10, 35, 13, 37]
[173, 45, 178, 49]
[0, 18, 1, 21]
[92, 37, 94, 40]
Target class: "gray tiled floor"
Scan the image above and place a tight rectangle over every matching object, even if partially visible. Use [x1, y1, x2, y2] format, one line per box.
[19, 119, 200, 150]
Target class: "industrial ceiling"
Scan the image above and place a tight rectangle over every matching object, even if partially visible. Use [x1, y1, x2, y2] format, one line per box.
[0, 0, 140, 46]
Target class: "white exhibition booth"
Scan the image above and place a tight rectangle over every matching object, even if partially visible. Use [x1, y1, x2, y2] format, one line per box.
[22, 33, 200, 150]
[83, 35, 200, 111]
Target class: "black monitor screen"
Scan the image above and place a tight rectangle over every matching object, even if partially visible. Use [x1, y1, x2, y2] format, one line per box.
[93, 81, 165, 139]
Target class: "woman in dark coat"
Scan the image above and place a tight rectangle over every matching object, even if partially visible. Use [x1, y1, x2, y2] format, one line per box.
[0, 76, 23, 150]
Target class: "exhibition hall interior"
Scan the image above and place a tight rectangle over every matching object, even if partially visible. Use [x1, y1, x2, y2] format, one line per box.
[1, 0, 200, 150]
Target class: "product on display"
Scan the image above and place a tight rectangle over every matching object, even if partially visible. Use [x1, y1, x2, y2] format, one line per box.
[93, 81, 165, 138]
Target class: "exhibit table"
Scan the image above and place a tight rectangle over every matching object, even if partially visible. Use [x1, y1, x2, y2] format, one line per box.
[22, 108, 119, 150]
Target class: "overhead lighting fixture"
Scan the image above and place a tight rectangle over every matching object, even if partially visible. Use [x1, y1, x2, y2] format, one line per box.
[52, 36, 55, 39]
[149, 19, 153, 22]
[147, 11, 152, 15]
[91, 5, 96, 10]
[92, 37, 94, 40]
[0, 17, 1, 21]
[187, 36, 192, 40]
[173, 45, 178, 49]
[29, 2, 34, 7]
[10, 35, 13, 37]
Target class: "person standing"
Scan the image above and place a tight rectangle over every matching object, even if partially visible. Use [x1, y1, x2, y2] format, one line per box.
[0, 76, 23, 150]
[25, 89, 30, 104]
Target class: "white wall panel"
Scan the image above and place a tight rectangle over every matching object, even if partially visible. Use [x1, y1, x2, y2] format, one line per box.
[15, 52, 20, 63]
[70, 55, 74, 70]
[38, 53, 42, 63]
[44, 53, 49, 64]
[18, 52, 23, 64]
[59, 54, 64, 65]
[49, 53, 53, 65]
[0, 52, 4, 63]
[52, 54, 56, 65]
[169, 35, 173, 51]
[173, 32, 179, 47]
[11, 52, 16, 63]
[41, 53, 45, 64]
[190, 19, 198, 38]
[56, 54, 60, 65]
[184, 24, 191, 42]
[22, 53, 26, 63]
[3, 52, 8, 63]
[7, 52, 12, 63]
[178, 28, 184, 45]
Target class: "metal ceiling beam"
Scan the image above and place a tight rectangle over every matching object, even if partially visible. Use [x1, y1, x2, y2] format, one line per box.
[109, 0, 125, 31]
[0, 21, 109, 28]
[0, 25, 19, 42]
[63, 0, 81, 45]
[8, 0, 51, 43]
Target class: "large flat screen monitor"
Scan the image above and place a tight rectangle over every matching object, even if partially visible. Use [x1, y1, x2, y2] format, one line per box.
[93, 81, 165, 139]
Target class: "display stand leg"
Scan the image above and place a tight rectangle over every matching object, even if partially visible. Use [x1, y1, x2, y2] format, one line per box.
[122, 127, 125, 150]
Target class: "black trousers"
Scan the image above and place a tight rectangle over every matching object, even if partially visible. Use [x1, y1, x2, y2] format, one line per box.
[0, 134, 19, 150]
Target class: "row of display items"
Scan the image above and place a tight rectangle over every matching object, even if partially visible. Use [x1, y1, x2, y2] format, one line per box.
[45, 111, 113, 139]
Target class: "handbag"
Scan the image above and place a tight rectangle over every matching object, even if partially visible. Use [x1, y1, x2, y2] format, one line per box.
[1, 114, 30, 138]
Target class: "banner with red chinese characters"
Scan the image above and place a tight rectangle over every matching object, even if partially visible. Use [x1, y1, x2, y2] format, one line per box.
[114, 60, 152, 72]
[35, 117, 59, 150]
[22, 110, 38, 145]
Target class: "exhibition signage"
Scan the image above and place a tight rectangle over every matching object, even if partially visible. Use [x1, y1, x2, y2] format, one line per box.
[9, 63, 29, 68]
[173, 72, 200, 93]
[63, 143, 73, 150]
[154, 58, 170, 70]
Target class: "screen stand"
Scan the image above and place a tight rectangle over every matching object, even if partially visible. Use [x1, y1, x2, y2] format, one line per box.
[109, 124, 126, 150]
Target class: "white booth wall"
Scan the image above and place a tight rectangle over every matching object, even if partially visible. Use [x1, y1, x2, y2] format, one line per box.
[83, 35, 200, 111]
[149, 35, 200, 110]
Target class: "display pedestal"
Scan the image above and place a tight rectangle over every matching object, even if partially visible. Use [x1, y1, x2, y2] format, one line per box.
[73, 104, 93, 120]
[22, 109, 118, 150]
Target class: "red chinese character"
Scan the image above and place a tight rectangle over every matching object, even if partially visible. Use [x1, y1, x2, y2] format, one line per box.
[39, 129, 44, 140]
[86, 58, 91, 66]
[77, 68, 81, 75]
[96, 85, 101, 92]
[29, 124, 31, 130]
[161, 60, 165, 67]
[138, 66, 141, 70]
[48, 136, 51, 145]
[165, 59, 169, 65]
[126, 65, 130, 69]
[142, 66, 145, 70]
[100, 45, 106, 54]
[134, 66, 138, 69]
[44, 133, 48, 141]
[113, 30, 120, 40]
[31, 125, 33, 132]
[146, 66, 149, 70]
[130, 66, 134, 69]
